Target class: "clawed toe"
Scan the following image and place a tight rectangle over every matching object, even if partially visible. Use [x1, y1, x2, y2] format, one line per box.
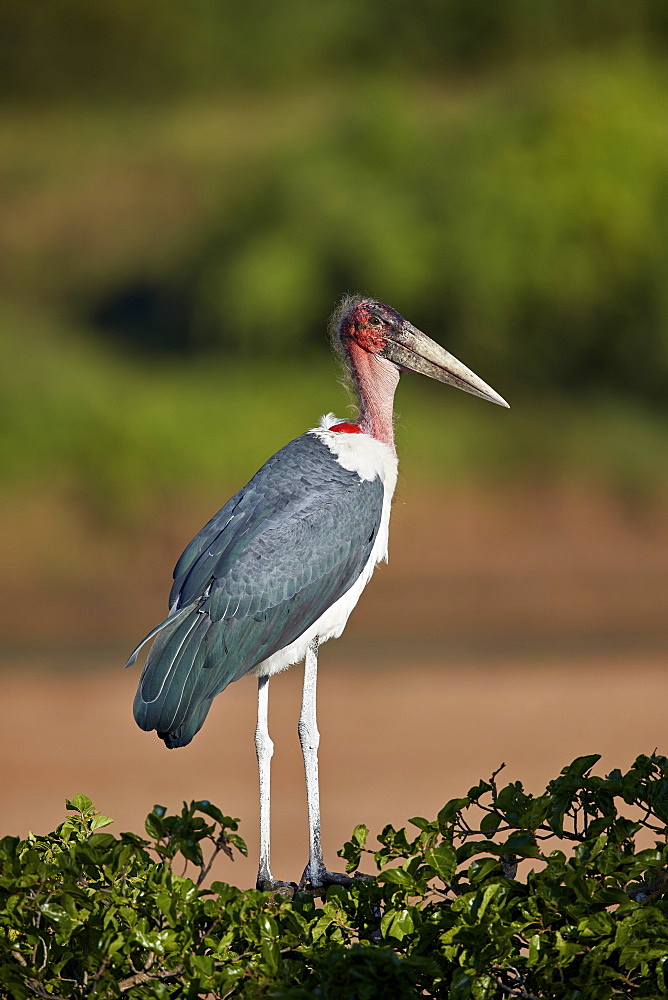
[299, 866, 375, 892]
[255, 866, 375, 896]
[256, 876, 297, 898]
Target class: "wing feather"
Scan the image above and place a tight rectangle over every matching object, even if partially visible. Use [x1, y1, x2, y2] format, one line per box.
[132, 434, 384, 748]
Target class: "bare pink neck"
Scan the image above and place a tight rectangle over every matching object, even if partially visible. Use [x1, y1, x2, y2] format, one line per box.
[346, 342, 400, 453]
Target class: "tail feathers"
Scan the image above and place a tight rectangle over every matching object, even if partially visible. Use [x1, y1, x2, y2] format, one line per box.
[136, 610, 202, 706]
[131, 588, 322, 750]
[133, 606, 239, 749]
[159, 696, 214, 749]
[148, 612, 210, 730]
[124, 603, 195, 668]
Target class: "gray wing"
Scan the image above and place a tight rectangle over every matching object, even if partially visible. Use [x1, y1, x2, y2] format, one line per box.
[131, 433, 384, 748]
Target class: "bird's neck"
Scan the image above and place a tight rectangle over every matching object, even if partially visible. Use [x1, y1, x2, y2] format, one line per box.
[346, 342, 400, 453]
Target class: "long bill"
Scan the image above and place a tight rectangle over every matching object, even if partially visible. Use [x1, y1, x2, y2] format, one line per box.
[379, 323, 509, 408]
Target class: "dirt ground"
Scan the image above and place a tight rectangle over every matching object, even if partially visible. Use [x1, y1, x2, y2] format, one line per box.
[3, 483, 668, 886]
[5, 481, 668, 647]
[3, 646, 666, 889]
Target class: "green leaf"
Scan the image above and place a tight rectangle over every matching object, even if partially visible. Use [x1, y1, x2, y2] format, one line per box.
[67, 793, 93, 813]
[468, 857, 499, 883]
[380, 907, 415, 941]
[196, 801, 236, 827]
[338, 823, 370, 872]
[472, 975, 496, 1000]
[479, 812, 502, 834]
[450, 968, 474, 999]
[191, 954, 215, 979]
[309, 914, 335, 942]
[88, 832, 116, 848]
[467, 780, 493, 800]
[438, 798, 470, 828]
[528, 932, 541, 966]
[261, 936, 280, 974]
[561, 754, 602, 777]
[145, 811, 164, 839]
[578, 912, 614, 938]
[503, 831, 539, 858]
[380, 867, 419, 889]
[425, 844, 457, 881]
[175, 838, 203, 866]
[90, 814, 114, 831]
[477, 883, 504, 918]
[351, 823, 369, 847]
[409, 816, 435, 831]
[227, 832, 248, 856]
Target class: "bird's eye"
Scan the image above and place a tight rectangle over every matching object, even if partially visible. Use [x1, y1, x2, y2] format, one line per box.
[368, 314, 384, 328]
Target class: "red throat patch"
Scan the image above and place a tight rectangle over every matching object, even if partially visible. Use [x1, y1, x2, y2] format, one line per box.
[331, 421, 362, 434]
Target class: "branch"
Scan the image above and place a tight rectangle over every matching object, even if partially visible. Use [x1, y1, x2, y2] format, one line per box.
[495, 982, 540, 1000]
[495, 965, 539, 1000]
[83, 954, 111, 996]
[118, 965, 184, 992]
[626, 868, 668, 905]
[198, 833, 234, 886]
[26, 979, 68, 1000]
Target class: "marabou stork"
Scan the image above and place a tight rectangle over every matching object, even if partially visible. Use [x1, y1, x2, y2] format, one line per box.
[128, 295, 508, 892]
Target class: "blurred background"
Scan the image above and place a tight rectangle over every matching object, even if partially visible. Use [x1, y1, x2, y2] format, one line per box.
[3, 0, 668, 886]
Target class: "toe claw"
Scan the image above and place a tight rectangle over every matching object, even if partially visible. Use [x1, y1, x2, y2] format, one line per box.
[256, 876, 297, 898]
[299, 867, 375, 893]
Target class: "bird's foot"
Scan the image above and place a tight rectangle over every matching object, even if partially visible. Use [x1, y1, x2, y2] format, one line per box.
[298, 864, 375, 893]
[256, 874, 297, 898]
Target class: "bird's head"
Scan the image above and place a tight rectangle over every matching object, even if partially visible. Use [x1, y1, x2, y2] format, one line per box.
[332, 295, 509, 408]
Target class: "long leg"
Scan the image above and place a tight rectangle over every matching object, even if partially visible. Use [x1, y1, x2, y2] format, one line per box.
[298, 637, 354, 889]
[255, 675, 274, 890]
[298, 639, 325, 886]
[255, 677, 296, 894]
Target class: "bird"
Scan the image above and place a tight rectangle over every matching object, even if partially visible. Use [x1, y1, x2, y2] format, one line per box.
[127, 294, 508, 892]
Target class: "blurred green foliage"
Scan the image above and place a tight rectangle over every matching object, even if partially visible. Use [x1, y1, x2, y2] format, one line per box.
[3, 0, 668, 100]
[3, 3, 668, 506]
[6, 302, 668, 520]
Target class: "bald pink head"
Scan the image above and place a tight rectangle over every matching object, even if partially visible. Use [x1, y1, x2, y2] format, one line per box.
[330, 294, 509, 451]
[331, 296, 403, 450]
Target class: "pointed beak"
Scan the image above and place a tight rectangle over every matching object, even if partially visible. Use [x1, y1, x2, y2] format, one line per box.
[379, 322, 509, 408]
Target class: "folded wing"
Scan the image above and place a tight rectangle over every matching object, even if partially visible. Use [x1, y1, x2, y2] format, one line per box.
[131, 433, 384, 748]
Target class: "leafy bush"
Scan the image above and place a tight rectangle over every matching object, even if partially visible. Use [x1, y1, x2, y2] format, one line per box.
[3, 754, 668, 998]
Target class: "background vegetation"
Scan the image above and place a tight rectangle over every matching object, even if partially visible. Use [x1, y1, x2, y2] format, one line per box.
[4, 1, 668, 511]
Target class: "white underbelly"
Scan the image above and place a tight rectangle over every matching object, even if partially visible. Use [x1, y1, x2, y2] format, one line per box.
[249, 539, 381, 677]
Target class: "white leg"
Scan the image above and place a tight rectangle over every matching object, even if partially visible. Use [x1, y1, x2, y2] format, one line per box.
[255, 675, 274, 889]
[298, 638, 326, 886]
[297, 640, 361, 889]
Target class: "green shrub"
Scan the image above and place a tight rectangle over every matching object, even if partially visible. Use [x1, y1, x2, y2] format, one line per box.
[3, 754, 668, 998]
